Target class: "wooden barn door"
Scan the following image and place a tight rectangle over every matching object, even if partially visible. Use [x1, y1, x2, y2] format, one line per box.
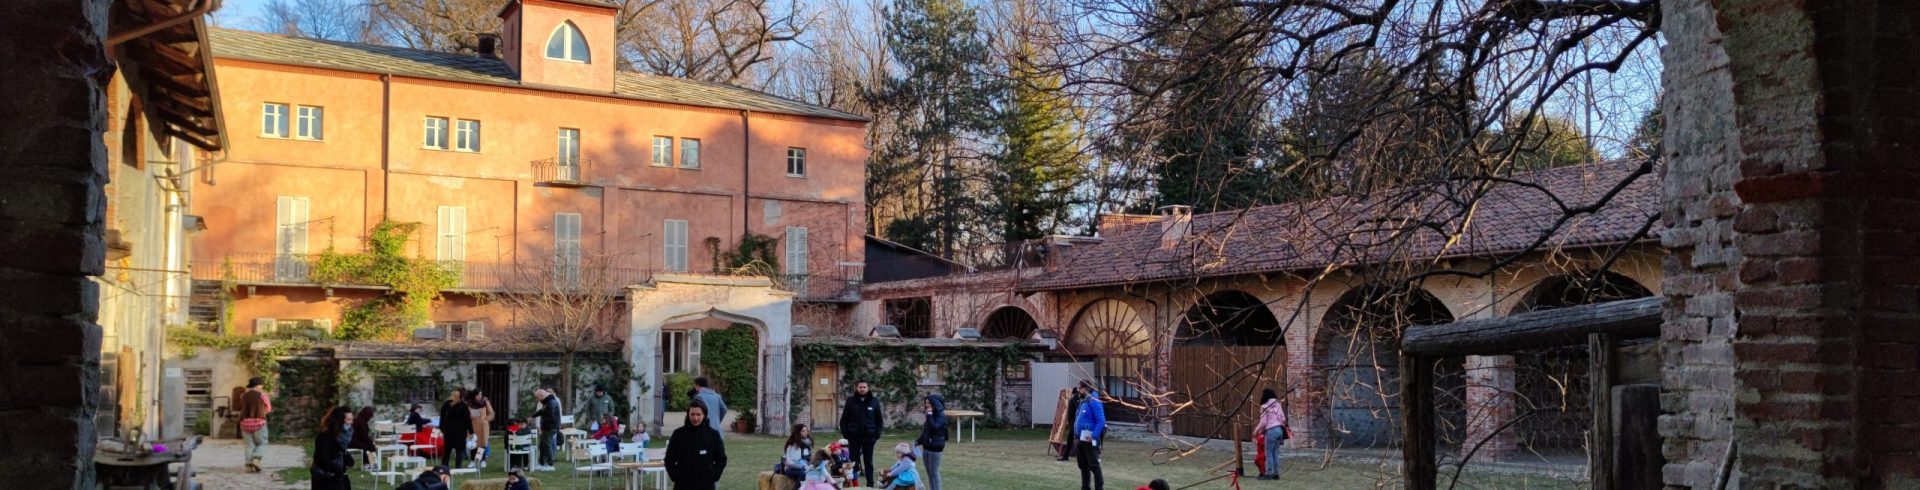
[809, 363, 839, 430]
[1171, 346, 1287, 439]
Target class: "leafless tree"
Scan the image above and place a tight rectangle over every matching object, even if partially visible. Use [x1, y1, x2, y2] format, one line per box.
[618, 0, 814, 86]
[490, 252, 632, 406]
[253, 0, 378, 42]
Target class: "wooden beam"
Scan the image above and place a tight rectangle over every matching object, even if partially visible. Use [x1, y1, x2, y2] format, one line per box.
[1400, 297, 1660, 358]
[1613, 384, 1663, 489]
[1400, 352, 1436, 490]
[1589, 333, 1615, 489]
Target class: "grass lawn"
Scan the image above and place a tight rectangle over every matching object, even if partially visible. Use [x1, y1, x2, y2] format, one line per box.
[332, 429, 1579, 489]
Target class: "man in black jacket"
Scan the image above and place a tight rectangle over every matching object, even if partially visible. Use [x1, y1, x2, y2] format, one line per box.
[838, 381, 885, 482]
[530, 388, 563, 469]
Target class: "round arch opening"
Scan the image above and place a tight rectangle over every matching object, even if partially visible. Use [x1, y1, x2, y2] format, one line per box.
[1169, 290, 1288, 438]
[1508, 271, 1654, 452]
[981, 306, 1039, 340]
[1316, 284, 1462, 449]
[1067, 299, 1151, 422]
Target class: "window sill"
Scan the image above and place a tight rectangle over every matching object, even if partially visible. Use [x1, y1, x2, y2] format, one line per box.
[678, 166, 701, 170]
[544, 57, 589, 64]
[786, 173, 807, 178]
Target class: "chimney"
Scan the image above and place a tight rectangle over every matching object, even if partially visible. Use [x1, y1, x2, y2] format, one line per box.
[1157, 205, 1192, 250]
[477, 33, 500, 59]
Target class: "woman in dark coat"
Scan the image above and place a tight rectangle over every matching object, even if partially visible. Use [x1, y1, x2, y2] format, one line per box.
[438, 388, 473, 469]
[916, 394, 951, 490]
[348, 406, 377, 469]
[311, 405, 354, 490]
[665, 401, 728, 490]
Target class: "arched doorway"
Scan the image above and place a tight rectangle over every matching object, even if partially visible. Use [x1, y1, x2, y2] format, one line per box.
[1171, 290, 1286, 438]
[1317, 284, 1461, 448]
[981, 306, 1039, 340]
[1066, 299, 1151, 422]
[628, 275, 795, 436]
[1508, 272, 1653, 453]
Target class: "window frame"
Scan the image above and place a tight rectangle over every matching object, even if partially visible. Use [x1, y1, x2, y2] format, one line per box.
[553, 212, 582, 286]
[651, 136, 673, 167]
[663, 219, 688, 272]
[1004, 360, 1032, 382]
[556, 128, 582, 181]
[454, 119, 482, 152]
[678, 138, 701, 169]
[663, 330, 689, 373]
[544, 21, 591, 63]
[436, 206, 467, 263]
[261, 102, 290, 138]
[294, 105, 324, 140]
[916, 363, 945, 386]
[423, 116, 450, 150]
[786, 147, 807, 177]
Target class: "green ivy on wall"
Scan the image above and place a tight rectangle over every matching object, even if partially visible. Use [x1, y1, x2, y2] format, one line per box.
[789, 343, 1028, 427]
[721, 232, 780, 273]
[307, 220, 460, 341]
[701, 324, 759, 411]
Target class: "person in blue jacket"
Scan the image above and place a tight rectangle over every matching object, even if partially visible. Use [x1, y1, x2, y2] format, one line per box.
[1074, 381, 1107, 490]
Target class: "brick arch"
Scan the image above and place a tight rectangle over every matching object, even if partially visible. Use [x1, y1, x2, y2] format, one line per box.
[967, 295, 1053, 339]
[1308, 283, 1459, 449]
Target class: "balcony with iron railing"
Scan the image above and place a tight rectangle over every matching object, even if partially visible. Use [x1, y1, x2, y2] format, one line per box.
[193, 252, 861, 301]
[531, 156, 589, 186]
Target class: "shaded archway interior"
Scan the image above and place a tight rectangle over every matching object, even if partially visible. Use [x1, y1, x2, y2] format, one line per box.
[1318, 284, 1461, 449]
[1508, 271, 1654, 452]
[980, 306, 1039, 340]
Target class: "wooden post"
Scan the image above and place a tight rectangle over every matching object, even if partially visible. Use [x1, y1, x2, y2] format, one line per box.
[1613, 385, 1663, 489]
[1401, 353, 1436, 490]
[1588, 333, 1615, 489]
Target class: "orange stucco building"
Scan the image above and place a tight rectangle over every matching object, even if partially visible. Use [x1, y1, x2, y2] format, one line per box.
[188, 0, 869, 340]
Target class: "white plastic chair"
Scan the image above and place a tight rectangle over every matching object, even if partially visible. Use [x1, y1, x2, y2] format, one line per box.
[572, 444, 614, 489]
[372, 421, 398, 445]
[378, 456, 426, 486]
[507, 434, 535, 470]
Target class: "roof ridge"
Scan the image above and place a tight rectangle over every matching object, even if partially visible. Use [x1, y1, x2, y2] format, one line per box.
[1182, 159, 1647, 222]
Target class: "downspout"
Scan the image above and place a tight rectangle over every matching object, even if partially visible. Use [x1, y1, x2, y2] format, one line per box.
[742, 110, 751, 238]
[381, 74, 392, 220]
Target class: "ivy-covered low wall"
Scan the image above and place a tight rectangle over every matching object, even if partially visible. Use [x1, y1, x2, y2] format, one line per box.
[790, 343, 1032, 429]
[337, 353, 644, 425]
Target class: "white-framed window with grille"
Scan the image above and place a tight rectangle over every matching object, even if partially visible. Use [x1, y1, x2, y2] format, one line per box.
[436, 206, 467, 262]
[424, 117, 449, 149]
[663, 219, 688, 272]
[262, 103, 289, 138]
[786, 147, 806, 177]
[553, 213, 582, 286]
[294, 105, 324, 140]
[274, 196, 310, 281]
[556, 128, 581, 181]
[455, 119, 481, 152]
[679, 138, 700, 169]
[651, 136, 673, 166]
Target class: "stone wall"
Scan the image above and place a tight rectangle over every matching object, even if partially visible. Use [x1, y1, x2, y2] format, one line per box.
[0, 0, 112, 487]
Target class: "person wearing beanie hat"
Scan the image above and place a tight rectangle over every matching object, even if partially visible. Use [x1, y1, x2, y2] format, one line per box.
[881, 442, 919, 489]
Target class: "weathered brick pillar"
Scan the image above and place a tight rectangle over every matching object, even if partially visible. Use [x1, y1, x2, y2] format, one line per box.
[1661, 0, 1920, 487]
[0, 0, 112, 488]
[1463, 355, 1516, 460]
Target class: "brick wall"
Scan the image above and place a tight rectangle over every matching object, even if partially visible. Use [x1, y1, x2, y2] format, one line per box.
[0, 1, 112, 487]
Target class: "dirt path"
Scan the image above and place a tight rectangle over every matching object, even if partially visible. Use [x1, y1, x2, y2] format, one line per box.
[191, 438, 308, 489]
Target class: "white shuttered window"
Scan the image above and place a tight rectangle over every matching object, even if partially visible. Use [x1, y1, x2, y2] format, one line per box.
[785, 227, 808, 276]
[663, 219, 688, 272]
[274, 196, 310, 281]
[554, 213, 582, 285]
[437, 206, 467, 262]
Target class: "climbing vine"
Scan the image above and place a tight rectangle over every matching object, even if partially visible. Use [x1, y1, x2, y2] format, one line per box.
[307, 220, 460, 340]
[790, 343, 1028, 426]
[721, 232, 781, 273]
[702, 324, 760, 410]
[166, 325, 254, 359]
[219, 258, 237, 334]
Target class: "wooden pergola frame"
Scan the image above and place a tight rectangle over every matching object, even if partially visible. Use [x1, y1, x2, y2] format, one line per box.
[1397, 296, 1662, 490]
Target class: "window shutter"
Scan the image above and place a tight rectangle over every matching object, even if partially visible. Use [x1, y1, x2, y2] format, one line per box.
[253, 318, 275, 334]
[467, 320, 486, 339]
[664, 220, 687, 272]
[452, 207, 467, 262]
[437, 206, 453, 261]
[291, 198, 309, 255]
[276, 197, 293, 256]
[687, 329, 703, 376]
[786, 227, 809, 275]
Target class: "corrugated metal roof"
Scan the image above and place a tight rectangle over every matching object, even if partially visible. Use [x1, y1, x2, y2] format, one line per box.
[208, 28, 868, 122]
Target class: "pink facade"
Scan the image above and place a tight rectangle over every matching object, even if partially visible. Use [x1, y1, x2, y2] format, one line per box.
[191, 2, 868, 337]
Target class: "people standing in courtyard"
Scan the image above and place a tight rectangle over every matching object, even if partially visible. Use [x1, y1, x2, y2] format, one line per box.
[311, 406, 354, 490]
[1251, 388, 1290, 480]
[237, 376, 272, 473]
[349, 406, 377, 470]
[1075, 381, 1107, 490]
[531, 388, 562, 470]
[579, 383, 614, 430]
[839, 381, 885, 482]
[468, 389, 495, 467]
[1058, 387, 1086, 461]
[692, 377, 728, 435]
[439, 388, 473, 468]
[665, 401, 728, 490]
[916, 394, 949, 490]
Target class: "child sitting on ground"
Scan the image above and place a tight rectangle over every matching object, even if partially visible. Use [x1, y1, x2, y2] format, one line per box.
[881, 442, 919, 490]
[799, 448, 838, 490]
[825, 439, 855, 485]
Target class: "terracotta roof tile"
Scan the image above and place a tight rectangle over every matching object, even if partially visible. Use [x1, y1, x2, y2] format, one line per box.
[1022, 161, 1661, 290]
[208, 28, 867, 121]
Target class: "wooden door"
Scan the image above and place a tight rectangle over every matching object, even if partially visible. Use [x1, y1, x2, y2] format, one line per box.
[809, 363, 839, 430]
[1170, 346, 1287, 439]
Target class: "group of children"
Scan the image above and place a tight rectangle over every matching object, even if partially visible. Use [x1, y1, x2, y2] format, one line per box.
[783, 437, 920, 490]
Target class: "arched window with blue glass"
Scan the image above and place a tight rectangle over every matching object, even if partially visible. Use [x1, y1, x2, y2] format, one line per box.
[545, 21, 590, 63]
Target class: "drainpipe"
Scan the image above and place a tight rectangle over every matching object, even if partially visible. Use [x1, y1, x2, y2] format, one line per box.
[741, 110, 751, 239]
[381, 74, 392, 220]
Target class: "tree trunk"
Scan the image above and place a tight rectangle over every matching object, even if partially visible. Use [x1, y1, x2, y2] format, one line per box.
[560, 350, 576, 410]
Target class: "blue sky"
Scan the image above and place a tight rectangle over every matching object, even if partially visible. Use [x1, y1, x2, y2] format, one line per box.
[208, 0, 271, 29]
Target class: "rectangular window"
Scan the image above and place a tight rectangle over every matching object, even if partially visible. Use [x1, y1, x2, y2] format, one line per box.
[553, 212, 582, 285]
[557, 128, 581, 181]
[274, 196, 310, 281]
[679, 138, 700, 169]
[651, 136, 673, 166]
[439, 321, 467, 339]
[917, 363, 944, 385]
[455, 119, 481, 152]
[373, 375, 439, 405]
[424, 117, 449, 149]
[786, 147, 807, 176]
[294, 105, 324, 140]
[436, 206, 467, 262]
[663, 219, 688, 272]
[663, 330, 688, 373]
[261, 103, 289, 138]
[1005, 361, 1032, 382]
[885, 297, 934, 338]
